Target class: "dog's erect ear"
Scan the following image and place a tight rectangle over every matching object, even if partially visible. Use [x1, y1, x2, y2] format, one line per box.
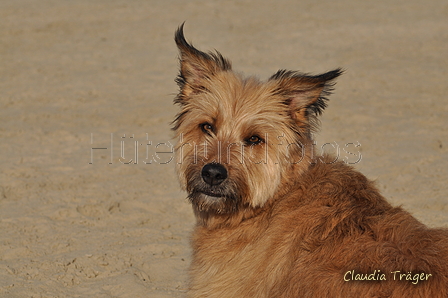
[175, 23, 232, 100]
[269, 69, 343, 130]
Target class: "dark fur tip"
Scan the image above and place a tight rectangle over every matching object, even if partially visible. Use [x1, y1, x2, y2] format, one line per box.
[318, 68, 344, 82]
[174, 23, 232, 71]
[174, 22, 189, 51]
[308, 69, 344, 117]
[174, 22, 209, 59]
[269, 68, 343, 84]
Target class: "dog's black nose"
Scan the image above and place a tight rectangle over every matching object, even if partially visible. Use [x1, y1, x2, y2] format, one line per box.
[201, 163, 228, 186]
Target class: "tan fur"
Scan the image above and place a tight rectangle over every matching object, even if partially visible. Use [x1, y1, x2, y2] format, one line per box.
[173, 24, 448, 297]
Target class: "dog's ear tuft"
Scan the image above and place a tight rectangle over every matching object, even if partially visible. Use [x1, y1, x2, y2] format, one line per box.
[175, 23, 232, 100]
[269, 68, 343, 131]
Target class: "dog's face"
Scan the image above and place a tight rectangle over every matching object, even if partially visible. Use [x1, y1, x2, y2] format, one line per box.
[173, 24, 341, 220]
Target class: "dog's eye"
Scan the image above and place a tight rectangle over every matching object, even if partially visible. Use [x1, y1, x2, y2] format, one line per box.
[200, 122, 214, 134]
[245, 135, 263, 145]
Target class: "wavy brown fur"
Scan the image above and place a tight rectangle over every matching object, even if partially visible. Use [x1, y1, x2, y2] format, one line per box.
[173, 25, 448, 297]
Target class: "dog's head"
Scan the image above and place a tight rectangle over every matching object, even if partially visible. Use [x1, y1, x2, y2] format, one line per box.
[173, 24, 341, 226]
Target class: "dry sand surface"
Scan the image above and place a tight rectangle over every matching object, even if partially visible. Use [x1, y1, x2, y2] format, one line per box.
[1, 0, 447, 297]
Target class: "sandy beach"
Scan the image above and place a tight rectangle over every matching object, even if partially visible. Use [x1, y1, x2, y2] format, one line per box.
[1, 0, 447, 297]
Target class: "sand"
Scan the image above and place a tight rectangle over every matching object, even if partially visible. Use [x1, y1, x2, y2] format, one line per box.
[0, 0, 447, 297]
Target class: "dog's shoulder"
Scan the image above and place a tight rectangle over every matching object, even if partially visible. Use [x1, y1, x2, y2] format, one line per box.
[294, 156, 389, 210]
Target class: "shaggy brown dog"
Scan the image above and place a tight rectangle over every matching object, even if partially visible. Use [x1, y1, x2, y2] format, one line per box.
[172, 24, 448, 298]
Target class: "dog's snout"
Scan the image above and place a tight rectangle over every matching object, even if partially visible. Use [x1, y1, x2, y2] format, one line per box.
[201, 163, 228, 186]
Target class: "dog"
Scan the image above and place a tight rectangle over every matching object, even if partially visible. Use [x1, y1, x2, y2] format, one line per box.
[172, 24, 448, 297]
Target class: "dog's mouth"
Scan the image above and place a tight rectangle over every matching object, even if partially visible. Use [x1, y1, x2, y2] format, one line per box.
[199, 189, 225, 198]
[188, 189, 238, 214]
[185, 172, 240, 213]
[187, 179, 233, 200]
[190, 188, 230, 200]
